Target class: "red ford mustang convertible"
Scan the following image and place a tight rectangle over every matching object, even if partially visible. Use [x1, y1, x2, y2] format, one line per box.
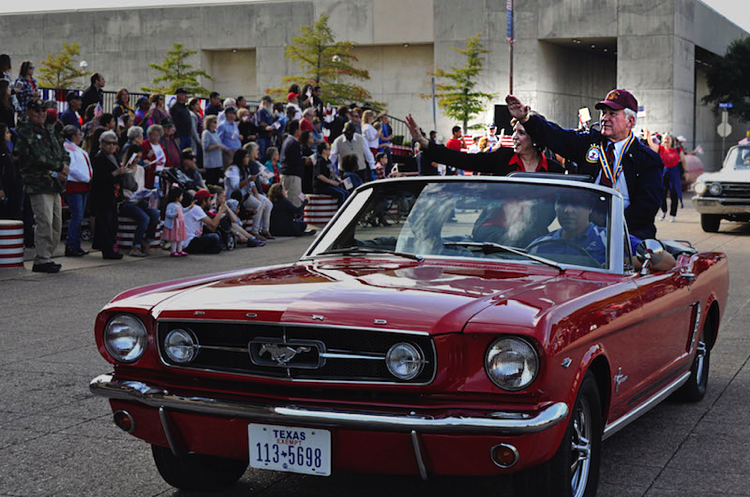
[91, 177, 728, 496]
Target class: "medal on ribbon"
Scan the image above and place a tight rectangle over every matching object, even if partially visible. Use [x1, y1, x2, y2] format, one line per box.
[598, 133, 635, 185]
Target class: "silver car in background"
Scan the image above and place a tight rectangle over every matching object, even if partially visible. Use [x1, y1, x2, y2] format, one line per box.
[693, 145, 750, 232]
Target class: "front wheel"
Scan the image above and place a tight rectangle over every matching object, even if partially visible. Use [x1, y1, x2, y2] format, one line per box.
[151, 444, 248, 491]
[701, 214, 721, 233]
[513, 372, 602, 497]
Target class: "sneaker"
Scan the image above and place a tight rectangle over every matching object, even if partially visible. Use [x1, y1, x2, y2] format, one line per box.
[303, 229, 317, 236]
[178, 251, 189, 257]
[260, 230, 275, 240]
[669, 216, 676, 223]
[32, 262, 61, 273]
[141, 241, 151, 255]
[247, 239, 261, 247]
[170, 252, 181, 258]
[254, 233, 267, 241]
[658, 212, 666, 221]
[129, 246, 146, 257]
[103, 252, 124, 260]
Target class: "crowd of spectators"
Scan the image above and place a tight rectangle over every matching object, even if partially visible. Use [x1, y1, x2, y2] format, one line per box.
[0, 53, 421, 273]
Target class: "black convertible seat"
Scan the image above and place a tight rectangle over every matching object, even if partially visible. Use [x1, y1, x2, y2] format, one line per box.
[661, 239, 698, 257]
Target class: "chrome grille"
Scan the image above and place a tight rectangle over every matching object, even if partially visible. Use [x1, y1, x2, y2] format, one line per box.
[157, 321, 435, 384]
[720, 183, 750, 198]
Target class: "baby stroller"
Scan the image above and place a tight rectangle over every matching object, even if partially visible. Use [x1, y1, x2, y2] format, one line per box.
[216, 215, 237, 251]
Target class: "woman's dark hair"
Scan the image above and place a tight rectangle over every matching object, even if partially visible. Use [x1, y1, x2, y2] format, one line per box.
[149, 94, 163, 105]
[341, 154, 359, 173]
[229, 190, 243, 202]
[300, 130, 311, 145]
[0, 123, 9, 153]
[301, 84, 313, 98]
[83, 103, 98, 123]
[122, 144, 141, 165]
[266, 146, 278, 161]
[167, 186, 184, 203]
[0, 54, 10, 72]
[19, 61, 33, 78]
[0, 79, 10, 107]
[316, 141, 329, 155]
[232, 148, 249, 167]
[287, 84, 300, 95]
[272, 102, 284, 113]
[188, 97, 200, 109]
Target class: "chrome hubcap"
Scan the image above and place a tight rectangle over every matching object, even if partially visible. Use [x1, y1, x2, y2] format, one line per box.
[695, 339, 707, 385]
[570, 397, 592, 497]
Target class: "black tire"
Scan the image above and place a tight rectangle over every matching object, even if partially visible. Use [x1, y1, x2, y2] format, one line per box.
[701, 214, 721, 233]
[80, 228, 92, 242]
[675, 321, 711, 402]
[513, 372, 602, 497]
[151, 444, 248, 491]
[226, 232, 237, 251]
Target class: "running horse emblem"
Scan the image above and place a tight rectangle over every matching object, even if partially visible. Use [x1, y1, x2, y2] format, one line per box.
[259, 343, 312, 365]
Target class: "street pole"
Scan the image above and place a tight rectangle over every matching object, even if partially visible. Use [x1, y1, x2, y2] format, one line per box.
[507, 0, 514, 94]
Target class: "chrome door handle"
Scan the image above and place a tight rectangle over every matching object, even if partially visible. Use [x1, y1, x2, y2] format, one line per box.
[681, 271, 696, 282]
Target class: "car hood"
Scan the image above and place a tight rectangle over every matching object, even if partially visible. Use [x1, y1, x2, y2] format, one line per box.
[697, 169, 750, 183]
[110, 259, 565, 335]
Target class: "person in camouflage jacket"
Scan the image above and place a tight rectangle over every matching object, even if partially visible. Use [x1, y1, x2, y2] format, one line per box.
[14, 99, 70, 272]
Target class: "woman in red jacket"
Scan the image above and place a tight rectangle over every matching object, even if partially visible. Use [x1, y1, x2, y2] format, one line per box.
[646, 130, 688, 223]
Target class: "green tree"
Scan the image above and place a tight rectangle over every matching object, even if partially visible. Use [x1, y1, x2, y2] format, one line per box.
[37, 42, 90, 88]
[142, 43, 212, 96]
[268, 14, 383, 110]
[702, 36, 750, 121]
[431, 34, 496, 133]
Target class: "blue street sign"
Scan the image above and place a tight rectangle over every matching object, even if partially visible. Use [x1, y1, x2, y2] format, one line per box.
[719, 102, 733, 109]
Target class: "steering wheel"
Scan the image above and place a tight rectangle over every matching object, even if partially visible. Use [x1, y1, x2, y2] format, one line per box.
[525, 239, 601, 266]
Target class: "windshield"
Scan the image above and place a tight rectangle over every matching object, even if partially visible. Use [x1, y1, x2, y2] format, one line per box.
[309, 179, 613, 270]
[723, 147, 750, 170]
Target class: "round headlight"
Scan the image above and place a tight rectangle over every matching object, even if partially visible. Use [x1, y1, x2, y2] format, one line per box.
[485, 337, 539, 391]
[386, 343, 424, 380]
[104, 314, 148, 363]
[164, 329, 198, 364]
[694, 182, 706, 195]
[708, 183, 723, 196]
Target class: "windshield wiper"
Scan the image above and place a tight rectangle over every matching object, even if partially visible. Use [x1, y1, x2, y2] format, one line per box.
[316, 246, 423, 261]
[443, 241, 565, 273]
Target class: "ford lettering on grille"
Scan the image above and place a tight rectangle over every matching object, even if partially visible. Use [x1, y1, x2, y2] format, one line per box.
[249, 338, 325, 369]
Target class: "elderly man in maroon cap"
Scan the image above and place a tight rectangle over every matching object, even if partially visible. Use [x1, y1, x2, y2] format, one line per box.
[506, 90, 663, 240]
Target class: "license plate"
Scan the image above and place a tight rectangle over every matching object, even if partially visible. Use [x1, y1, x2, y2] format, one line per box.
[248, 424, 331, 476]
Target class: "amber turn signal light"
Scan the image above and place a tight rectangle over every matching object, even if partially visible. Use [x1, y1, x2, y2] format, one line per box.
[491, 443, 519, 468]
[113, 410, 136, 433]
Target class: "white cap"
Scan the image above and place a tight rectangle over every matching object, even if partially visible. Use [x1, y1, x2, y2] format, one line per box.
[677, 135, 686, 142]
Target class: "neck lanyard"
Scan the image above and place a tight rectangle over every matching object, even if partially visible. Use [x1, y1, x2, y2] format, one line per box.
[599, 133, 635, 184]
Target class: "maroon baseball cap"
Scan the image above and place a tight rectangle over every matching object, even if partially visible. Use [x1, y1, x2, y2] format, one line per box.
[194, 189, 214, 202]
[595, 89, 638, 113]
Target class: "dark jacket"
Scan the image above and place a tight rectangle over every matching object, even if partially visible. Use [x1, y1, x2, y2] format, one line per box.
[91, 151, 121, 212]
[523, 115, 664, 239]
[270, 197, 306, 237]
[169, 101, 192, 137]
[423, 142, 566, 176]
[280, 135, 303, 177]
[15, 118, 69, 194]
[313, 157, 334, 193]
[328, 115, 347, 142]
[81, 85, 103, 114]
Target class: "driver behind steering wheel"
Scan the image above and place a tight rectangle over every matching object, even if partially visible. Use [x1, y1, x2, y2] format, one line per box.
[527, 191, 617, 266]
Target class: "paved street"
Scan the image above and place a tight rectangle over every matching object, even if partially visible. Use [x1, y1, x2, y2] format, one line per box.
[1, 196, 749, 497]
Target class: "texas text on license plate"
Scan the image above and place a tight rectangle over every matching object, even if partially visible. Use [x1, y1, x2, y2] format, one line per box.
[248, 424, 331, 476]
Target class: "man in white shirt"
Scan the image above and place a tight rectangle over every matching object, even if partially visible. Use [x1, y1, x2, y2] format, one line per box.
[330, 122, 375, 183]
[184, 189, 226, 254]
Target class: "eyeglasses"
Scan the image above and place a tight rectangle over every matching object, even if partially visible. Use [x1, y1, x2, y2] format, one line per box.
[102, 141, 118, 145]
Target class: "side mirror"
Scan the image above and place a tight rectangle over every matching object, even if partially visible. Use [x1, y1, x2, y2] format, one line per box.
[636, 239, 665, 275]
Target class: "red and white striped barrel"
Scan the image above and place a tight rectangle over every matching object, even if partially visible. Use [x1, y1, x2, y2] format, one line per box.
[303, 194, 339, 226]
[116, 217, 161, 250]
[0, 220, 24, 268]
[387, 202, 398, 217]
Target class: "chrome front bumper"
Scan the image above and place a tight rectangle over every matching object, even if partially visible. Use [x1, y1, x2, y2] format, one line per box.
[90, 374, 569, 435]
[692, 196, 750, 215]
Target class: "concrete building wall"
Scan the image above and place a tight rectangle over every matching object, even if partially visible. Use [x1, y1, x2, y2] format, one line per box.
[203, 50, 257, 99]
